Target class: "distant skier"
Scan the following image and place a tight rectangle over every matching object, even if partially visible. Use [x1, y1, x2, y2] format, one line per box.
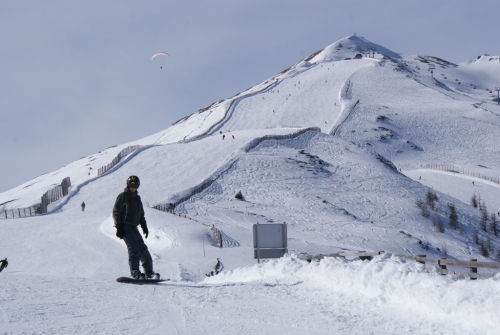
[0, 258, 8, 273]
[214, 258, 224, 274]
[206, 258, 224, 277]
[222, 135, 225, 140]
[232, 135, 235, 139]
[113, 176, 159, 280]
[81, 202, 85, 211]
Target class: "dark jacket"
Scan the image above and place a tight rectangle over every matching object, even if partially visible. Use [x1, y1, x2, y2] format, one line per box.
[112, 188, 147, 228]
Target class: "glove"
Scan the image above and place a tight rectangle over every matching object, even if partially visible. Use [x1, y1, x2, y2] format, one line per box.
[115, 225, 124, 239]
[141, 224, 149, 239]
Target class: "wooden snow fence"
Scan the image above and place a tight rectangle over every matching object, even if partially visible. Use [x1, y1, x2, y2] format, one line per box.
[98, 145, 142, 176]
[152, 205, 225, 248]
[301, 251, 500, 280]
[1, 176, 71, 218]
[153, 205, 200, 222]
[1, 204, 41, 219]
[211, 225, 223, 248]
[39, 177, 72, 213]
[425, 164, 500, 185]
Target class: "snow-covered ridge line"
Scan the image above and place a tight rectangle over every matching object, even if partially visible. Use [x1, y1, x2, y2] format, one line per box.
[425, 164, 500, 185]
[157, 127, 321, 211]
[330, 99, 360, 136]
[330, 76, 359, 136]
[97, 145, 143, 176]
[47, 145, 155, 215]
[185, 80, 280, 143]
[242, 127, 321, 153]
[0, 176, 71, 219]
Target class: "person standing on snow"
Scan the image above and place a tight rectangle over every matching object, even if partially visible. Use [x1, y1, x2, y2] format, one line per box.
[112, 176, 158, 280]
[0, 258, 8, 273]
[214, 258, 224, 274]
[81, 202, 86, 211]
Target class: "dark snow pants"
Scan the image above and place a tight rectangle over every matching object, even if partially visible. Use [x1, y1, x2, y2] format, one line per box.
[122, 225, 153, 274]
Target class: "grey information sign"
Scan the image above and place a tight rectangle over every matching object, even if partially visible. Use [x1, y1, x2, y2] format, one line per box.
[253, 223, 287, 263]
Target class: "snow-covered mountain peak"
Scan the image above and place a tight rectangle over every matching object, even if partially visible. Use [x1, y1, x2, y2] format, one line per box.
[460, 54, 500, 68]
[471, 54, 500, 63]
[306, 34, 402, 63]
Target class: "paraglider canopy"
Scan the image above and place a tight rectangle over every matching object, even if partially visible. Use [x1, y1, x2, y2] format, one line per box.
[151, 52, 170, 60]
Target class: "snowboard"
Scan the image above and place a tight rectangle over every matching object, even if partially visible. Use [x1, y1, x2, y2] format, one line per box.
[116, 276, 170, 284]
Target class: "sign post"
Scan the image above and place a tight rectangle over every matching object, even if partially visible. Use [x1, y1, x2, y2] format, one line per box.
[253, 223, 287, 263]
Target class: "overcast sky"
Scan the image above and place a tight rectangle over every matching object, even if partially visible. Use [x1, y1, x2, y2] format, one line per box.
[1, 0, 499, 193]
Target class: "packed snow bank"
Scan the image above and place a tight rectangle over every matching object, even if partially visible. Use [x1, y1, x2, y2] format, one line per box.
[206, 254, 500, 333]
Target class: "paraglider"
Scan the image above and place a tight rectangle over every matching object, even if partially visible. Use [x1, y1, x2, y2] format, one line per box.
[151, 52, 170, 60]
[151, 52, 170, 69]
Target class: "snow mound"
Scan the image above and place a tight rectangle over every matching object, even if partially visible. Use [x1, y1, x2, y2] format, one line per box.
[206, 254, 500, 333]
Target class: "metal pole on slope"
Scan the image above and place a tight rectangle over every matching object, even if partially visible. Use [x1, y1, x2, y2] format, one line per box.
[429, 65, 435, 79]
[495, 87, 500, 105]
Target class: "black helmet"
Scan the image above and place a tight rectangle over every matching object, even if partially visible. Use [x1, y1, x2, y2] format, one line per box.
[126, 175, 140, 189]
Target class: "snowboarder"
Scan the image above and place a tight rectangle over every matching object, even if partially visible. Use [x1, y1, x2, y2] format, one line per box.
[206, 258, 224, 277]
[113, 176, 159, 280]
[81, 202, 85, 211]
[214, 258, 224, 274]
[0, 258, 8, 273]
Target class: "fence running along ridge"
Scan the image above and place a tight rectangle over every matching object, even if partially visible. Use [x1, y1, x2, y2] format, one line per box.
[98, 145, 142, 176]
[425, 164, 500, 185]
[153, 205, 226, 248]
[153, 205, 203, 224]
[153, 128, 322, 213]
[1, 177, 71, 219]
[300, 251, 500, 280]
[185, 80, 279, 143]
[40, 177, 71, 213]
[243, 127, 321, 153]
[211, 225, 223, 248]
[152, 128, 322, 248]
[1, 204, 41, 219]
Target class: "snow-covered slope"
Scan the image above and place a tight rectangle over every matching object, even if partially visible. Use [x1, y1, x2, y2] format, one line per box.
[1, 35, 500, 334]
[3, 35, 499, 210]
